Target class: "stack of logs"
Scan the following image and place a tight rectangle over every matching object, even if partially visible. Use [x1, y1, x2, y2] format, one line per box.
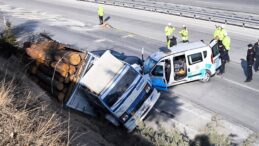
[24, 39, 87, 103]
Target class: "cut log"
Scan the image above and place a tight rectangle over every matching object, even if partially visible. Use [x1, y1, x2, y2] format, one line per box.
[54, 51, 81, 65]
[35, 71, 64, 91]
[26, 47, 46, 64]
[31, 66, 38, 75]
[38, 81, 64, 101]
[37, 65, 65, 83]
[69, 65, 76, 75]
[51, 62, 69, 77]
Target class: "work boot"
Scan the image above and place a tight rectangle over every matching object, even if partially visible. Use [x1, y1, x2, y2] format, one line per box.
[244, 79, 251, 82]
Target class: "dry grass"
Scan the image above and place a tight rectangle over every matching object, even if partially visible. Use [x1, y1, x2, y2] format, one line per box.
[0, 78, 69, 146]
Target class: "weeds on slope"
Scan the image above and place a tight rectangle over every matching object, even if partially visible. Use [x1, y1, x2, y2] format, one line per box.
[0, 77, 69, 146]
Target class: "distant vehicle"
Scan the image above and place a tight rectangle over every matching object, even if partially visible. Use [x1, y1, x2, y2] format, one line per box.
[66, 50, 160, 132]
[91, 49, 143, 66]
[143, 40, 221, 89]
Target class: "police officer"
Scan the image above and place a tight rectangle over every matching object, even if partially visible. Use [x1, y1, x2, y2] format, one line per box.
[213, 24, 220, 40]
[164, 23, 175, 44]
[217, 40, 227, 75]
[179, 25, 189, 43]
[98, 5, 104, 25]
[254, 39, 259, 72]
[245, 44, 255, 82]
[222, 32, 231, 62]
[218, 25, 227, 42]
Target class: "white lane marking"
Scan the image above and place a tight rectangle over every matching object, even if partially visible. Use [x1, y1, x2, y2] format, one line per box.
[121, 34, 135, 38]
[220, 76, 259, 93]
[94, 39, 107, 43]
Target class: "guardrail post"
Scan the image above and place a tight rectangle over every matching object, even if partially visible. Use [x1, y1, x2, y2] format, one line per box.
[242, 22, 245, 27]
[225, 20, 227, 24]
[209, 17, 211, 21]
[194, 14, 196, 19]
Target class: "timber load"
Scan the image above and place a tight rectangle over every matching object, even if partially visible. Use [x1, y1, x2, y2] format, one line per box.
[24, 35, 87, 103]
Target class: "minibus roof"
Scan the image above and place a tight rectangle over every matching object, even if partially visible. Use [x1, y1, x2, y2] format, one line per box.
[80, 51, 125, 95]
[150, 41, 207, 61]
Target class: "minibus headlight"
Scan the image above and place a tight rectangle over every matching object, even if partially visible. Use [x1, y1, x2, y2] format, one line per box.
[120, 113, 130, 122]
[144, 84, 151, 93]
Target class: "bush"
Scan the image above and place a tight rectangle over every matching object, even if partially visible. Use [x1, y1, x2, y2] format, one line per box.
[0, 20, 17, 58]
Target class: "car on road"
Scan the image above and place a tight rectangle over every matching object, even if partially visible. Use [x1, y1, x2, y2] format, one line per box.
[143, 40, 221, 89]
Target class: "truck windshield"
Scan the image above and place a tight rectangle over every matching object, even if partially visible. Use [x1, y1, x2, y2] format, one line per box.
[104, 68, 138, 107]
[144, 57, 157, 74]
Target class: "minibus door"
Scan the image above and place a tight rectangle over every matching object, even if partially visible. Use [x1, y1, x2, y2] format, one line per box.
[149, 62, 168, 91]
[209, 40, 221, 70]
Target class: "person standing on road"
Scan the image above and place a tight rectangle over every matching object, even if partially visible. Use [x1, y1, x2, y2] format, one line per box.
[245, 44, 255, 82]
[222, 32, 231, 62]
[217, 40, 227, 75]
[254, 39, 259, 72]
[165, 23, 175, 44]
[218, 25, 227, 42]
[213, 24, 220, 40]
[179, 25, 189, 43]
[98, 5, 104, 25]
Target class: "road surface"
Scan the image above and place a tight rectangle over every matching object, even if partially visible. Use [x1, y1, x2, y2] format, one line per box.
[1, 0, 259, 139]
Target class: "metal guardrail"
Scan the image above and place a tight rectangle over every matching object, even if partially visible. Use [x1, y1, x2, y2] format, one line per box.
[82, 0, 259, 29]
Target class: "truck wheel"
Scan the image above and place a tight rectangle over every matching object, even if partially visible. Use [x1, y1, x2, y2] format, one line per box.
[105, 114, 120, 127]
[201, 70, 211, 83]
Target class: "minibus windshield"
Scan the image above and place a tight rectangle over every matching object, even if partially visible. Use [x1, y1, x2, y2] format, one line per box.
[144, 57, 157, 74]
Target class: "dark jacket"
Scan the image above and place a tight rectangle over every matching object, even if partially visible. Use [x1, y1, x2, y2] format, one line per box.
[247, 48, 255, 65]
[218, 42, 227, 60]
[254, 42, 259, 56]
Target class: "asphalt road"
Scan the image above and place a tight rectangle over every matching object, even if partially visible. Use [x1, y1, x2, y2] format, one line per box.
[1, 0, 259, 134]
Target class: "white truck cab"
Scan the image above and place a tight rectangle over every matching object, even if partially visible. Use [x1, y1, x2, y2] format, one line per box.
[144, 40, 221, 88]
[66, 51, 160, 132]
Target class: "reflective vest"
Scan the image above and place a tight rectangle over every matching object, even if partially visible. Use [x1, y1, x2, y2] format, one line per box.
[179, 28, 189, 41]
[222, 36, 231, 50]
[218, 28, 226, 41]
[98, 6, 104, 16]
[164, 26, 175, 36]
[213, 28, 220, 40]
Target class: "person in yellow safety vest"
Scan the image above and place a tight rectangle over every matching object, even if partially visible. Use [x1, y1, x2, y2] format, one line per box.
[218, 24, 227, 41]
[98, 5, 104, 25]
[213, 24, 221, 40]
[179, 25, 189, 43]
[164, 23, 175, 43]
[222, 32, 231, 62]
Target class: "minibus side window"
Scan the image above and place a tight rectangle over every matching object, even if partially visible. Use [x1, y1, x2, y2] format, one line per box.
[151, 65, 164, 77]
[203, 51, 207, 59]
[188, 53, 203, 65]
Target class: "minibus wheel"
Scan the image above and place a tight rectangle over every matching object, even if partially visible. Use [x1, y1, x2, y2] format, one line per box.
[201, 70, 211, 82]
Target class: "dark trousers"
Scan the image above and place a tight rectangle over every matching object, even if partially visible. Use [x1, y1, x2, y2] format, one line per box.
[182, 40, 189, 43]
[255, 55, 259, 71]
[220, 59, 226, 73]
[247, 64, 253, 80]
[99, 16, 103, 25]
[226, 50, 230, 62]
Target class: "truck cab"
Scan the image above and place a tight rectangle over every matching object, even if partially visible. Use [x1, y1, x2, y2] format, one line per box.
[66, 50, 160, 132]
[144, 40, 221, 87]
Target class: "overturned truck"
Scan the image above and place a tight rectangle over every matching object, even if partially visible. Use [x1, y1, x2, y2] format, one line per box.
[25, 37, 160, 132]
